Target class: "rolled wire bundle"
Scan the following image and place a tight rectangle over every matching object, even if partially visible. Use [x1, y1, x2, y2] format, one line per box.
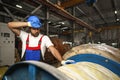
[58, 62, 120, 80]
[63, 44, 120, 63]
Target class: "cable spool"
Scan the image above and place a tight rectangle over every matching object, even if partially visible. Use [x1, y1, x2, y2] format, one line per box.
[2, 44, 120, 80]
[2, 61, 72, 80]
[58, 62, 120, 80]
[66, 54, 120, 76]
[59, 44, 120, 79]
[63, 44, 120, 63]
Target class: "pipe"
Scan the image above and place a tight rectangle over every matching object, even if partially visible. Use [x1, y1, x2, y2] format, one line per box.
[0, 2, 29, 14]
[0, 0, 16, 20]
[93, 4, 107, 24]
[76, 6, 94, 23]
[60, 0, 85, 9]
[22, 5, 42, 21]
[35, 0, 98, 32]
[98, 25, 120, 32]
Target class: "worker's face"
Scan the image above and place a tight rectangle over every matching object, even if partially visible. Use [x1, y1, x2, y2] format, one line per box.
[30, 28, 40, 37]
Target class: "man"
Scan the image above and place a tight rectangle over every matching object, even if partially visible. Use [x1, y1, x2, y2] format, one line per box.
[8, 15, 74, 64]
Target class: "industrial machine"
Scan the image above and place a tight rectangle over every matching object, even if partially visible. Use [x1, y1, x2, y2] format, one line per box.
[0, 22, 15, 66]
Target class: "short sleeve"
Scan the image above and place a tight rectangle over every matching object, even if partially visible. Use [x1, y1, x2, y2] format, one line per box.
[19, 30, 28, 42]
[42, 35, 54, 48]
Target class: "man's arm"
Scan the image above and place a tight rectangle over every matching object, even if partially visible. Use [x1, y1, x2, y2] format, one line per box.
[48, 46, 63, 62]
[48, 46, 76, 65]
[8, 22, 29, 36]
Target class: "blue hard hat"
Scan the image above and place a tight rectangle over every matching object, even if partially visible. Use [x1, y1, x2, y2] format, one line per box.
[27, 15, 42, 28]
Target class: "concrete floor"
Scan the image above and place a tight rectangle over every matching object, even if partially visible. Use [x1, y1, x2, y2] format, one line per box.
[0, 66, 8, 80]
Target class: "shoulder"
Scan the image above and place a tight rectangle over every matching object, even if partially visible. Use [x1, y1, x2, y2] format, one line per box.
[20, 30, 28, 36]
[19, 30, 29, 40]
[41, 35, 54, 47]
[42, 35, 50, 40]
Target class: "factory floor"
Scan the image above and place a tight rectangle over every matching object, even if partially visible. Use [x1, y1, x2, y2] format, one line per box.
[0, 66, 8, 80]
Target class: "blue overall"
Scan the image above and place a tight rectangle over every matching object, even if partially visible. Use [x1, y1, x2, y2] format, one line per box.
[25, 35, 44, 61]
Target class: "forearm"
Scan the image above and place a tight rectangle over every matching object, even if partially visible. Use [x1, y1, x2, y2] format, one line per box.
[8, 22, 29, 28]
[7, 22, 29, 36]
[49, 46, 63, 61]
[53, 49, 63, 61]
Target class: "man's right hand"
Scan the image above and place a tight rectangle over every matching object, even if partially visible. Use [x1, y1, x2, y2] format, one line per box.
[61, 60, 76, 65]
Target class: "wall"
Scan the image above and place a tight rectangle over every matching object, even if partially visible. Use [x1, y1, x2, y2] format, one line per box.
[93, 28, 120, 48]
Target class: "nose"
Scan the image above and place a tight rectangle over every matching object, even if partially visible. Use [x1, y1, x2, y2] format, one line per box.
[35, 29, 39, 32]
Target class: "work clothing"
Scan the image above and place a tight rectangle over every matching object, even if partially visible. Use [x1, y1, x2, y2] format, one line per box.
[24, 35, 44, 61]
[19, 30, 54, 60]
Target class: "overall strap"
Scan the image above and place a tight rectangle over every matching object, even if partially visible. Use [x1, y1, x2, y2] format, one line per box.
[26, 34, 29, 45]
[38, 35, 44, 44]
[26, 34, 44, 50]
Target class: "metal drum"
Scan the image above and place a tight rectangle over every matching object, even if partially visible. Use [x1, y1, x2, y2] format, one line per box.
[2, 61, 72, 80]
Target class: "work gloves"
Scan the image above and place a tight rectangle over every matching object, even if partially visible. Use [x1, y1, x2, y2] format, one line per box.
[61, 60, 75, 65]
[27, 16, 42, 28]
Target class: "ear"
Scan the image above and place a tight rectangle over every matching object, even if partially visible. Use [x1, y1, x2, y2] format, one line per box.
[26, 27, 31, 33]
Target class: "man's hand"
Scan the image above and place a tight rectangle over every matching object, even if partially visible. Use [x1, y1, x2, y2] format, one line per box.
[61, 60, 75, 65]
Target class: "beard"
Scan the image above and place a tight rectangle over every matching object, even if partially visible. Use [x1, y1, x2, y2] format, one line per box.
[31, 32, 39, 37]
